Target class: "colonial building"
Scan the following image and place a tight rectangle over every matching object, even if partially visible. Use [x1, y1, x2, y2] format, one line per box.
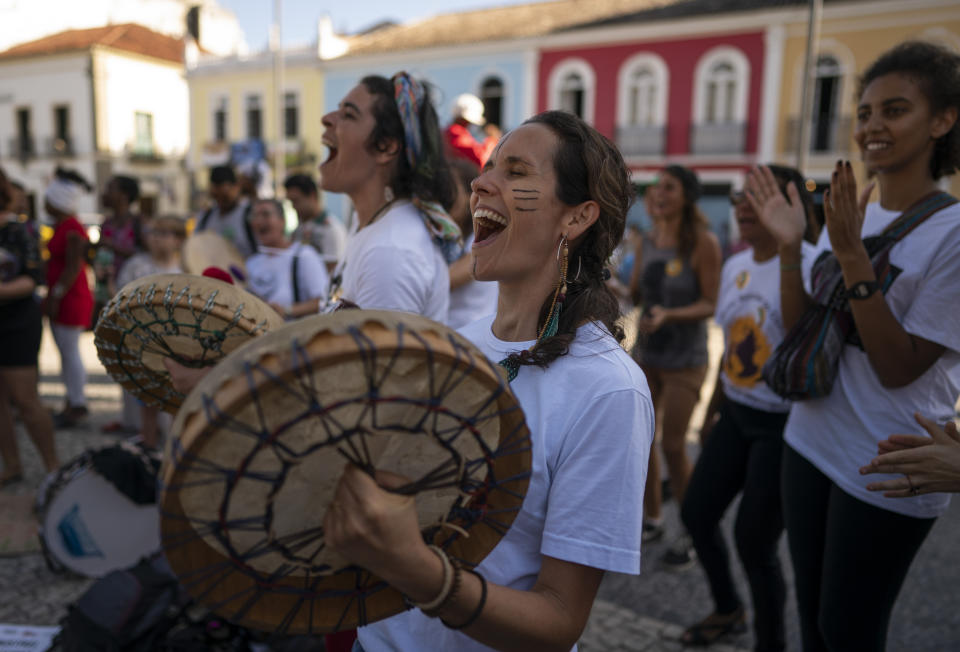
[319, 0, 667, 219]
[0, 24, 191, 221]
[186, 42, 327, 204]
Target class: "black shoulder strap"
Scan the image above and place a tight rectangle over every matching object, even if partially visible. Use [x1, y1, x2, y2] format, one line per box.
[242, 201, 258, 254]
[880, 192, 957, 242]
[198, 207, 214, 230]
[291, 246, 301, 304]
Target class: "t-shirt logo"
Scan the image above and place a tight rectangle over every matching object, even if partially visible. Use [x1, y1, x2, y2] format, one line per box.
[723, 315, 772, 388]
[735, 270, 750, 289]
[665, 258, 683, 277]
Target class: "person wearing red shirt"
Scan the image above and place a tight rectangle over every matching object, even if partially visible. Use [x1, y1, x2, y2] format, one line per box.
[44, 168, 94, 428]
[444, 93, 500, 168]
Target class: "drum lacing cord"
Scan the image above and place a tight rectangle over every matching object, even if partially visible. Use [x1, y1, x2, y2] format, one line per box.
[158, 322, 532, 634]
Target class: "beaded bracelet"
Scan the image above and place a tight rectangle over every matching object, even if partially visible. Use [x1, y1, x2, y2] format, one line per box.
[422, 559, 462, 618]
[405, 545, 454, 613]
[441, 569, 488, 630]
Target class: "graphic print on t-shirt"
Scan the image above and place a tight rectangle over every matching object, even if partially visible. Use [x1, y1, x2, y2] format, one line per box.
[723, 311, 772, 388]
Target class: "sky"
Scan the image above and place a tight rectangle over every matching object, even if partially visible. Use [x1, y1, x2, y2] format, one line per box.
[220, 0, 542, 51]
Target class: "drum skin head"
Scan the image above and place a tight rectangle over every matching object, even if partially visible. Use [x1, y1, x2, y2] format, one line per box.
[37, 443, 162, 577]
[160, 311, 531, 634]
[182, 231, 247, 283]
[94, 274, 284, 413]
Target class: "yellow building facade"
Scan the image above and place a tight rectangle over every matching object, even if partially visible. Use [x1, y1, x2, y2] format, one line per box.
[186, 48, 324, 205]
[773, 0, 960, 196]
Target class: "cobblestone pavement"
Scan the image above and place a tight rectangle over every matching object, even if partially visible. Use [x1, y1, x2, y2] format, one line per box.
[1, 328, 957, 651]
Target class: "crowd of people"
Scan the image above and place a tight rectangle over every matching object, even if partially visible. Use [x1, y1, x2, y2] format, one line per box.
[0, 38, 959, 652]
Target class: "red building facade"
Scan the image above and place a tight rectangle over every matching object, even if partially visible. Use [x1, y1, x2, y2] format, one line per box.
[538, 30, 769, 245]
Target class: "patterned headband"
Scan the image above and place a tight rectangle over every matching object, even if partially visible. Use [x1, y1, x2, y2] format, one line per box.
[392, 72, 424, 171]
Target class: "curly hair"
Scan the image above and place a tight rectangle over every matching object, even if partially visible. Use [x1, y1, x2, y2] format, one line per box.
[858, 40, 960, 180]
[507, 110, 634, 371]
[360, 74, 456, 210]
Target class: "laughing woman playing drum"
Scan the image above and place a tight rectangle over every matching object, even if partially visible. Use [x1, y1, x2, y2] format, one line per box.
[324, 111, 654, 652]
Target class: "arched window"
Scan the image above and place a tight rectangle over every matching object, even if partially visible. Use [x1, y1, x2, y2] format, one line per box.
[616, 53, 669, 156]
[693, 47, 750, 126]
[479, 76, 504, 128]
[560, 72, 585, 117]
[811, 55, 842, 151]
[692, 47, 750, 153]
[548, 58, 596, 124]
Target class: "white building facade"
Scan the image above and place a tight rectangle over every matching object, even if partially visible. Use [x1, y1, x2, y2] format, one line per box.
[0, 25, 191, 222]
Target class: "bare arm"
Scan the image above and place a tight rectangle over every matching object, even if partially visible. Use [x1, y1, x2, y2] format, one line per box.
[826, 162, 944, 388]
[325, 466, 602, 651]
[0, 275, 37, 302]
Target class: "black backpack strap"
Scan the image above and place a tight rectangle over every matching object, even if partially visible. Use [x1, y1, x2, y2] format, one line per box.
[242, 201, 258, 254]
[198, 207, 213, 230]
[291, 246, 301, 304]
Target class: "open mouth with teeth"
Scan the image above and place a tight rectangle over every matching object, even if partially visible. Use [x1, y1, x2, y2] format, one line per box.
[865, 142, 891, 152]
[473, 208, 507, 244]
[322, 140, 338, 164]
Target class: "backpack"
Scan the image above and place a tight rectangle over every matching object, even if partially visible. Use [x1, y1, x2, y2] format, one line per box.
[53, 554, 183, 652]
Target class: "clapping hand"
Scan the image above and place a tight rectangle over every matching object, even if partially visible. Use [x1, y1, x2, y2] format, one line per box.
[823, 160, 875, 262]
[745, 165, 806, 248]
[860, 413, 960, 497]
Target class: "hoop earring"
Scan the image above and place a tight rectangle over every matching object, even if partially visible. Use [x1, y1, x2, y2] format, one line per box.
[572, 255, 582, 283]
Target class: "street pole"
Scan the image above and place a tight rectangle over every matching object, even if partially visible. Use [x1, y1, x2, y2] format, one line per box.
[796, 0, 823, 174]
[272, 0, 285, 197]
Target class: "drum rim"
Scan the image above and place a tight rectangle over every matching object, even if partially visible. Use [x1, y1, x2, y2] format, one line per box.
[94, 273, 284, 413]
[160, 311, 531, 634]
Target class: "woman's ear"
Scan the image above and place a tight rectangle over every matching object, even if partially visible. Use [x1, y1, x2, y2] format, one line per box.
[374, 138, 402, 166]
[564, 200, 600, 242]
[932, 106, 958, 140]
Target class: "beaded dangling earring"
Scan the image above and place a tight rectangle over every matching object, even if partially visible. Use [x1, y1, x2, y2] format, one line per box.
[538, 235, 568, 341]
[384, 185, 395, 203]
[499, 235, 568, 382]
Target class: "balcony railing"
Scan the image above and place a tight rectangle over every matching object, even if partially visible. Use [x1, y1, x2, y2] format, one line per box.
[785, 116, 853, 154]
[690, 122, 746, 155]
[615, 125, 666, 157]
[46, 136, 75, 157]
[8, 136, 36, 161]
[128, 142, 163, 163]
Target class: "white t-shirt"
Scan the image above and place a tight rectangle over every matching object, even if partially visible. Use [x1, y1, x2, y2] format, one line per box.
[195, 198, 256, 259]
[447, 235, 499, 329]
[359, 317, 653, 652]
[785, 200, 960, 518]
[292, 211, 347, 266]
[115, 252, 182, 287]
[246, 243, 329, 310]
[330, 201, 449, 322]
[715, 243, 815, 413]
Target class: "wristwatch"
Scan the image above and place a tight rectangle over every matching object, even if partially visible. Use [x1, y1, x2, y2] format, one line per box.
[843, 280, 879, 301]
